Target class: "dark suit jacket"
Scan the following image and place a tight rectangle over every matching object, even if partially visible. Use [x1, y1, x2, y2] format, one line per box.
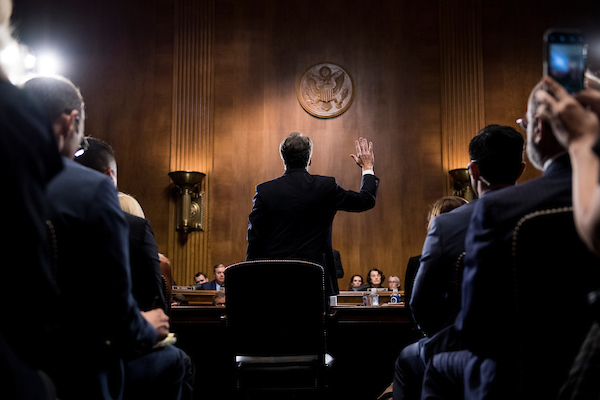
[46, 158, 157, 398]
[246, 168, 379, 295]
[411, 201, 476, 337]
[198, 280, 218, 290]
[124, 212, 167, 312]
[456, 154, 595, 359]
[1, 80, 63, 399]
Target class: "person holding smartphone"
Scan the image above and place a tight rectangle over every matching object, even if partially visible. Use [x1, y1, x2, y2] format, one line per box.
[535, 74, 600, 254]
[535, 74, 600, 400]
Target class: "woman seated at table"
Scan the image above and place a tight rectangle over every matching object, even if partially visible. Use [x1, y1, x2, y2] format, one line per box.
[348, 274, 364, 290]
[367, 268, 385, 289]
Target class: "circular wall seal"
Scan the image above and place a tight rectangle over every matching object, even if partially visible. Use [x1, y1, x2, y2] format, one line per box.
[296, 62, 355, 118]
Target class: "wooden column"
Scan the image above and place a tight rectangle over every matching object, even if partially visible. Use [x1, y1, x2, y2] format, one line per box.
[439, 0, 485, 193]
[168, 0, 214, 286]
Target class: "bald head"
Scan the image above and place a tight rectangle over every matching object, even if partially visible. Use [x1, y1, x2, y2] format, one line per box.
[525, 82, 566, 170]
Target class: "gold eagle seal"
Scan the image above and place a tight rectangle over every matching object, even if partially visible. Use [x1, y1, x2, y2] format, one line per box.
[297, 62, 355, 118]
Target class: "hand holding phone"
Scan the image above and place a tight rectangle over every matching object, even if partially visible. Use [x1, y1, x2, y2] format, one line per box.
[543, 29, 587, 94]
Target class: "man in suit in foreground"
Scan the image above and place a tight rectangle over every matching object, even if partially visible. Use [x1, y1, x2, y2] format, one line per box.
[393, 125, 525, 400]
[75, 137, 167, 312]
[23, 76, 178, 400]
[246, 132, 379, 295]
[422, 81, 600, 399]
[74, 136, 194, 399]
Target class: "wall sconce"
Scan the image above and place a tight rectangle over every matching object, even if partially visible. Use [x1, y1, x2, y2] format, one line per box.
[449, 168, 476, 201]
[169, 171, 206, 233]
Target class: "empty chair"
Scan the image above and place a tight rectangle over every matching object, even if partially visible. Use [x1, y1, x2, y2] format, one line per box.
[225, 260, 332, 399]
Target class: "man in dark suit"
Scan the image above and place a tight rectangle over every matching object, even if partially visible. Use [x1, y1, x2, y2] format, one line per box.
[75, 137, 167, 312]
[74, 136, 194, 399]
[422, 81, 600, 399]
[246, 132, 379, 295]
[23, 76, 177, 400]
[392, 125, 525, 400]
[0, 21, 64, 397]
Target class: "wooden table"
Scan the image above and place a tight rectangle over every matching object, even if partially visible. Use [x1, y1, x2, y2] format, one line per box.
[169, 302, 419, 399]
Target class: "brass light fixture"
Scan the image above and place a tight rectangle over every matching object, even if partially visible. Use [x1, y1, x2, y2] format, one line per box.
[169, 171, 205, 233]
[449, 168, 476, 201]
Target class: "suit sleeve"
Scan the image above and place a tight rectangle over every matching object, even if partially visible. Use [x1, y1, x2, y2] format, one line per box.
[410, 216, 447, 336]
[247, 187, 267, 260]
[455, 199, 510, 358]
[335, 173, 379, 211]
[129, 217, 166, 312]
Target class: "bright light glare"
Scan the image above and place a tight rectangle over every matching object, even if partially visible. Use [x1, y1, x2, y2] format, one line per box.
[36, 53, 61, 76]
[24, 53, 36, 70]
[0, 42, 19, 65]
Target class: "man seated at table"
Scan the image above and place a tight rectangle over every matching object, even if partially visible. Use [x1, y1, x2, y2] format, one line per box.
[212, 292, 226, 307]
[193, 263, 226, 290]
[193, 271, 209, 285]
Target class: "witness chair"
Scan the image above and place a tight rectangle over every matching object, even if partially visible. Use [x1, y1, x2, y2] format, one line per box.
[224, 259, 332, 399]
[510, 207, 600, 398]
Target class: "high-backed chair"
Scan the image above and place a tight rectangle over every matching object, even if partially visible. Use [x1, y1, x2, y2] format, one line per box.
[159, 254, 173, 315]
[510, 207, 600, 398]
[224, 260, 332, 399]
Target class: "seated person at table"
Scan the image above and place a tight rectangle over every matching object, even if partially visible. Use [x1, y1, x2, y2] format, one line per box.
[393, 125, 525, 400]
[193, 263, 226, 290]
[194, 271, 209, 285]
[367, 268, 385, 289]
[388, 276, 400, 291]
[212, 292, 226, 307]
[348, 274, 364, 290]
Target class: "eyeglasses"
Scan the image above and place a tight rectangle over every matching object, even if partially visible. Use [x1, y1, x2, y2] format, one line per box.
[74, 136, 89, 158]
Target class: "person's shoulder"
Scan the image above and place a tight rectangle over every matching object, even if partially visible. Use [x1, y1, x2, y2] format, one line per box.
[123, 212, 151, 232]
[123, 211, 147, 224]
[200, 280, 217, 290]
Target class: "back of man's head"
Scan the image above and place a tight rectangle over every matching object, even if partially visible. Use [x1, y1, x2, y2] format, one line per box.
[22, 76, 85, 125]
[469, 124, 524, 186]
[75, 137, 116, 174]
[280, 132, 313, 169]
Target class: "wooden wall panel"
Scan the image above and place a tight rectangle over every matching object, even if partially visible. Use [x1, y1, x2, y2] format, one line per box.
[168, 0, 214, 286]
[12, 0, 175, 259]
[211, 0, 444, 288]
[439, 0, 485, 189]
[12, 0, 600, 290]
[481, 0, 600, 183]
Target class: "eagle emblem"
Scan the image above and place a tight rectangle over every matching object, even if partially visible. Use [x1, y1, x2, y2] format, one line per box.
[297, 63, 354, 118]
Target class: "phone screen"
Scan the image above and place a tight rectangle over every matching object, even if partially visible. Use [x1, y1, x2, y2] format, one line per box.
[545, 31, 586, 93]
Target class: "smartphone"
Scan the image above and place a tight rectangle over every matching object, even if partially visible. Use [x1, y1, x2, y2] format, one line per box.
[543, 29, 587, 93]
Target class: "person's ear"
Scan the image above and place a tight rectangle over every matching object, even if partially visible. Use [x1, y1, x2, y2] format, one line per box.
[468, 162, 480, 181]
[105, 166, 118, 188]
[52, 113, 72, 142]
[533, 114, 548, 145]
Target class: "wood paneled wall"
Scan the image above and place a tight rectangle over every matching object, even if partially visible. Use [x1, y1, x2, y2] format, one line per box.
[168, 0, 215, 286]
[12, 0, 600, 288]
